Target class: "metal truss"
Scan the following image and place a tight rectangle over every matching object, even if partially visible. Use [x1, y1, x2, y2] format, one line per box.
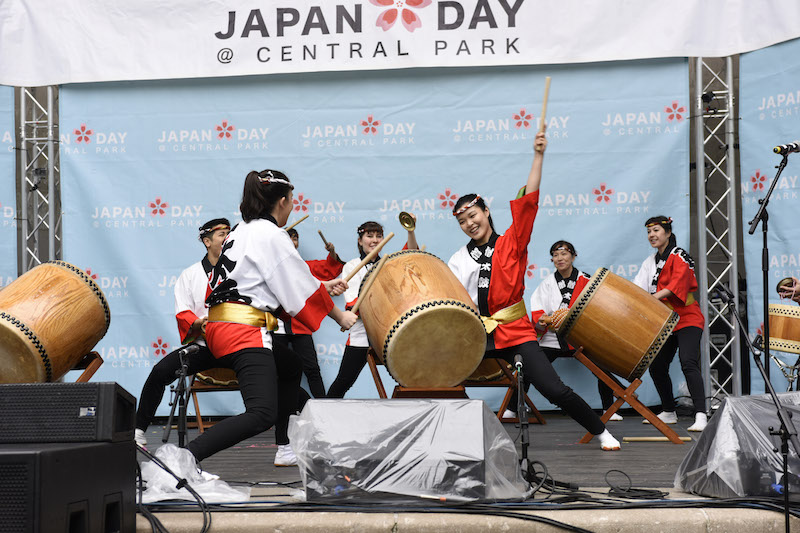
[17, 86, 61, 272]
[692, 56, 742, 407]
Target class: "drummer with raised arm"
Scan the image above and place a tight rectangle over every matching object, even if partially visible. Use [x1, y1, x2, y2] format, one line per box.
[447, 131, 620, 451]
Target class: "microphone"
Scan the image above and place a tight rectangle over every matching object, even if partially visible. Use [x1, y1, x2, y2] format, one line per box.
[177, 344, 200, 357]
[773, 142, 800, 155]
[514, 354, 523, 372]
[713, 285, 735, 304]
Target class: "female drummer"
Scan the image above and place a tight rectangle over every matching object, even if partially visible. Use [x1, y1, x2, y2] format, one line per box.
[188, 169, 357, 464]
[633, 215, 707, 432]
[326, 217, 418, 398]
[504, 240, 620, 421]
[447, 132, 620, 451]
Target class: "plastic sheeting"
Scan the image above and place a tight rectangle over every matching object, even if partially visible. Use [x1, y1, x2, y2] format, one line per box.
[288, 399, 533, 502]
[675, 392, 800, 498]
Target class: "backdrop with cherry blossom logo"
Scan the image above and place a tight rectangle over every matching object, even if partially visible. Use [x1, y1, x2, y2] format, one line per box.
[740, 37, 800, 393]
[0, 87, 16, 285]
[60, 58, 690, 416]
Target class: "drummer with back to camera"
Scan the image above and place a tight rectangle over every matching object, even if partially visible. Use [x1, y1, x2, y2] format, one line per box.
[447, 129, 621, 451]
[633, 215, 707, 432]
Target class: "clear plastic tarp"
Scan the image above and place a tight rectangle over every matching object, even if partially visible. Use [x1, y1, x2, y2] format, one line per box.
[675, 392, 800, 498]
[288, 399, 533, 502]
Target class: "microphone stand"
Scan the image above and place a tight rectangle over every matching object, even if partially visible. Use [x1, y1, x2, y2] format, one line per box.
[162, 347, 192, 448]
[718, 287, 799, 532]
[748, 151, 791, 385]
[515, 356, 532, 483]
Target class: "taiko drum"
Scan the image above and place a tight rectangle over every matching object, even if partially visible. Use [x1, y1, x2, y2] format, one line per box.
[556, 267, 679, 381]
[358, 250, 486, 388]
[768, 304, 800, 355]
[0, 261, 110, 383]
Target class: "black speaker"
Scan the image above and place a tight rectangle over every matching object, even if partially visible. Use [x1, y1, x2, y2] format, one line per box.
[0, 440, 135, 533]
[0, 382, 135, 444]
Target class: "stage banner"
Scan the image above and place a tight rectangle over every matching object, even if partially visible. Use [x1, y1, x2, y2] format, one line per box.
[0, 87, 17, 285]
[740, 37, 800, 394]
[3, 0, 800, 86]
[61, 59, 689, 415]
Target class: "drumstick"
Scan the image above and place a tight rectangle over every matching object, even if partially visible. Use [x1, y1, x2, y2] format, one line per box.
[341, 254, 389, 331]
[538, 76, 551, 136]
[285, 214, 309, 231]
[622, 436, 692, 442]
[318, 230, 329, 247]
[343, 232, 395, 283]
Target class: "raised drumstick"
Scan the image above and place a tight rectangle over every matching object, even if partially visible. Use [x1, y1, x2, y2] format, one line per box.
[536, 76, 551, 148]
[318, 230, 329, 247]
[341, 254, 389, 331]
[343, 232, 394, 283]
[285, 214, 309, 231]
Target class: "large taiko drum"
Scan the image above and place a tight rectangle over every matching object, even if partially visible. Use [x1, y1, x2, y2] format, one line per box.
[0, 261, 110, 383]
[556, 267, 679, 381]
[359, 250, 486, 388]
[768, 304, 800, 355]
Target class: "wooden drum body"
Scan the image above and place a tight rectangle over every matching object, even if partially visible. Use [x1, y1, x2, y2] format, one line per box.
[768, 304, 800, 355]
[359, 250, 486, 388]
[556, 267, 679, 381]
[0, 261, 110, 383]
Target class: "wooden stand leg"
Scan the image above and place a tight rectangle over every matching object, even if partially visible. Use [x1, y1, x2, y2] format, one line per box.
[573, 348, 684, 445]
[73, 352, 103, 383]
[367, 350, 388, 399]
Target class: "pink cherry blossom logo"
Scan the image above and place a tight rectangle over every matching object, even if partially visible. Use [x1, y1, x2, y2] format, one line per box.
[513, 109, 532, 129]
[293, 193, 311, 212]
[85, 268, 99, 281]
[526, 264, 537, 278]
[750, 170, 766, 191]
[361, 114, 381, 135]
[215, 120, 235, 140]
[74, 124, 94, 143]
[149, 197, 169, 217]
[756, 322, 764, 337]
[592, 183, 614, 204]
[665, 101, 686, 122]
[438, 188, 458, 209]
[152, 337, 169, 357]
[371, 0, 431, 32]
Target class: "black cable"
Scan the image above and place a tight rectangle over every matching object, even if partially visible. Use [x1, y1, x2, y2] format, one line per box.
[603, 469, 669, 500]
[136, 443, 213, 533]
[136, 461, 169, 533]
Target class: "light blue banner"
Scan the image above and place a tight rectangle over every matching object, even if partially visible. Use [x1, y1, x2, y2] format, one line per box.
[740, 37, 800, 394]
[0, 87, 16, 284]
[61, 59, 690, 416]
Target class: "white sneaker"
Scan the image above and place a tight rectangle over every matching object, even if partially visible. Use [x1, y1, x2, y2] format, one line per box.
[501, 409, 517, 419]
[134, 428, 147, 447]
[604, 411, 623, 421]
[274, 444, 298, 467]
[598, 429, 620, 451]
[643, 411, 678, 424]
[688, 412, 708, 432]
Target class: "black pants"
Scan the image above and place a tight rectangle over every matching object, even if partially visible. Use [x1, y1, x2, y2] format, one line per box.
[186, 346, 302, 462]
[135, 344, 219, 431]
[507, 347, 615, 411]
[273, 333, 326, 399]
[648, 326, 706, 414]
[326, 345, 368, 399]
[488, 341, 605, 435]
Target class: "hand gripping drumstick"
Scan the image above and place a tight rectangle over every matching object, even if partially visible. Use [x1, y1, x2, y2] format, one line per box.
[285, 214, 309, 231]
[536, 76, 551, 151]
[341, 254, 389, 331]
[342, 232, 394, 283]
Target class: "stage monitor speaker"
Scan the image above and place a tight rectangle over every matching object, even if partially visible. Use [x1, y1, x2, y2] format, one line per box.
[0, 382, 135, 444]
[0, 440, 135, 533]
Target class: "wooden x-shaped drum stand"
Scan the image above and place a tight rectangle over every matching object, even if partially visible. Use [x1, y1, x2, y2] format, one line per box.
[572, 347, 684, 445]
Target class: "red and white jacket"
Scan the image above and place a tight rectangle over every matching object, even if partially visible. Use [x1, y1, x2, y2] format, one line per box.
[174, 255, 213, 346]
[448, 191, 540, 350]
[277, 252, 344, 336]
[205, 218, 334, 356]
[530, 269, 591, 349]
[633, 247, 704, 332]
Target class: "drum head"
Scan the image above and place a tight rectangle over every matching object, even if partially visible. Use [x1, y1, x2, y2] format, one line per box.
[384, 303, 486, 388]
[0, 315, 48, 383]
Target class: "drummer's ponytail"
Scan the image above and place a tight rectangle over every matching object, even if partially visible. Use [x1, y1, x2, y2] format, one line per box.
[240, 169, 293, 223]
[453, 194, 495, 231]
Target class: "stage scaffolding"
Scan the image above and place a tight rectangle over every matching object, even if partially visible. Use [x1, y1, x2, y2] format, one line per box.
[11, 61, 747, 398]
[691, 56, 743, 405]
[15, 86, 61, 273]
